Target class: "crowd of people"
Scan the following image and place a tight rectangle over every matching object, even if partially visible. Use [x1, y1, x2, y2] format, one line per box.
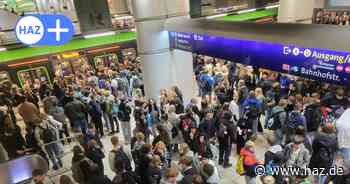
[314, 9, 350, 26]
[0, 55, 350, 184]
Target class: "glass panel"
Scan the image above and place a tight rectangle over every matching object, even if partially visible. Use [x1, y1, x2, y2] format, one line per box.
[93, 53, 118, 71]
[17, 67, 50, 90]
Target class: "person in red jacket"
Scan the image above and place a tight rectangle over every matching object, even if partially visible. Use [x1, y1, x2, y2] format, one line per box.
[240, 141, 260, 184]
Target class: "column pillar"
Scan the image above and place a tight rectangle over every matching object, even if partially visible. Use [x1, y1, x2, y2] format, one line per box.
[278, 0, 317, 23]
[131, 0, 194, 103]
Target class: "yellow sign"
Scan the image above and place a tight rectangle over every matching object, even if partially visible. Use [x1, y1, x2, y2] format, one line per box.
[62, 52, 80, 59]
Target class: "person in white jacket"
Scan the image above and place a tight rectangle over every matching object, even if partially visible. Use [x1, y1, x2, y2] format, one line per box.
[35, 114, 64, 170]
[229, 96, 240, 124]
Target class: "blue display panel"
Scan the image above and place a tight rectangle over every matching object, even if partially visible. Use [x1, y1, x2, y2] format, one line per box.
[169, 31, 350, 86]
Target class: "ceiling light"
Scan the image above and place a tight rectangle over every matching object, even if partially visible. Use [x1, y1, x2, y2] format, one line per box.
[84, 31, 115, 39]
[237, 8, 256, 14]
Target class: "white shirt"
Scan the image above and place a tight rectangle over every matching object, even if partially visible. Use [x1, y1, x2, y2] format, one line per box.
[111, 78, 119, 88]
[229, 100, 240, 122]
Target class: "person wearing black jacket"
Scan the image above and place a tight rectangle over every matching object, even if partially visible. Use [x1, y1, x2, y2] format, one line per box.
[0, 115, 26, 159]
[88, 96, 104, 137]
[304, 93, 322, 141]
[118, 98, 132, 144]
[196, 134, 212, 159]
[147, 155, 162, 184]
[309, 124, 337, 184]
[264, 135, 284, 184]
[79, 159, 113, 184]
[217, 111, 235, 168]
[179, 156, 198, 184]
[137, 144, 153, 184]
[85, 139, 105, 175]
[199, 112, 217, 140]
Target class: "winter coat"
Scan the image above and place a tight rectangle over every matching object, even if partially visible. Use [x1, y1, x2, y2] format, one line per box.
[64, 100, 86, 122]
[0, 125, 26, 159]
[309, 132, 337, 171]
[240, 148, 258, 177]
[71, 157, 96, 184]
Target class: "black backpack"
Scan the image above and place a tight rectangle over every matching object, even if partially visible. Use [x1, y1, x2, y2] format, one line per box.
[113, 171, 139, 184]
[40, 122, 57, 144]
[304, 105, 322, 132]
[131, 147, 141, 166]
[267, 111, 284, 130]
[113, 148, 132, 172]
[245, 104, 259, 118]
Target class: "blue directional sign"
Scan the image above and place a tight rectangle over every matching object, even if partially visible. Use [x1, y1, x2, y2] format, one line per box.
[169, 31, 350, 86]
[15, 14, 74, 46]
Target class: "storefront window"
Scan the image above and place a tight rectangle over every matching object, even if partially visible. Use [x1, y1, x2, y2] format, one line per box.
[94, 53, 118, 71]
[112, 15, 134, 30]
[53, 53, 89, 80]
[17, 67, 51, 89]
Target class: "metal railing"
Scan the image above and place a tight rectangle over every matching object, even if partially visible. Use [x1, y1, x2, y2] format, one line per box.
[0, 133, 83, 184]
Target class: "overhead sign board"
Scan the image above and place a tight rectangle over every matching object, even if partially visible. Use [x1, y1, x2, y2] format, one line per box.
[169, 31, 350, 86]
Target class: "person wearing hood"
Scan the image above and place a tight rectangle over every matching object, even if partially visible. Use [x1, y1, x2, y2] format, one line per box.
[283, 134, 311, 169]
[309, 123, 337, 184]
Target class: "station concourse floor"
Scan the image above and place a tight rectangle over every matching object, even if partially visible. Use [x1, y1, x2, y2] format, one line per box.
[41, 118, 269, 184]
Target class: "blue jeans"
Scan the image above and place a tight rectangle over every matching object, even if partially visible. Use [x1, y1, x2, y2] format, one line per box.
[245, 176, 256, 184]
[45, 143, 63, 170]
[264, 109, 272, 128]
[73, 119, 87, 134]
[274, 129, 284, 145]
[314, 175, 328, 184]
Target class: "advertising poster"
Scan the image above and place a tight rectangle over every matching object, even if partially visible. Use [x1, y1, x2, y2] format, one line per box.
[169, 31, 350, 86]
